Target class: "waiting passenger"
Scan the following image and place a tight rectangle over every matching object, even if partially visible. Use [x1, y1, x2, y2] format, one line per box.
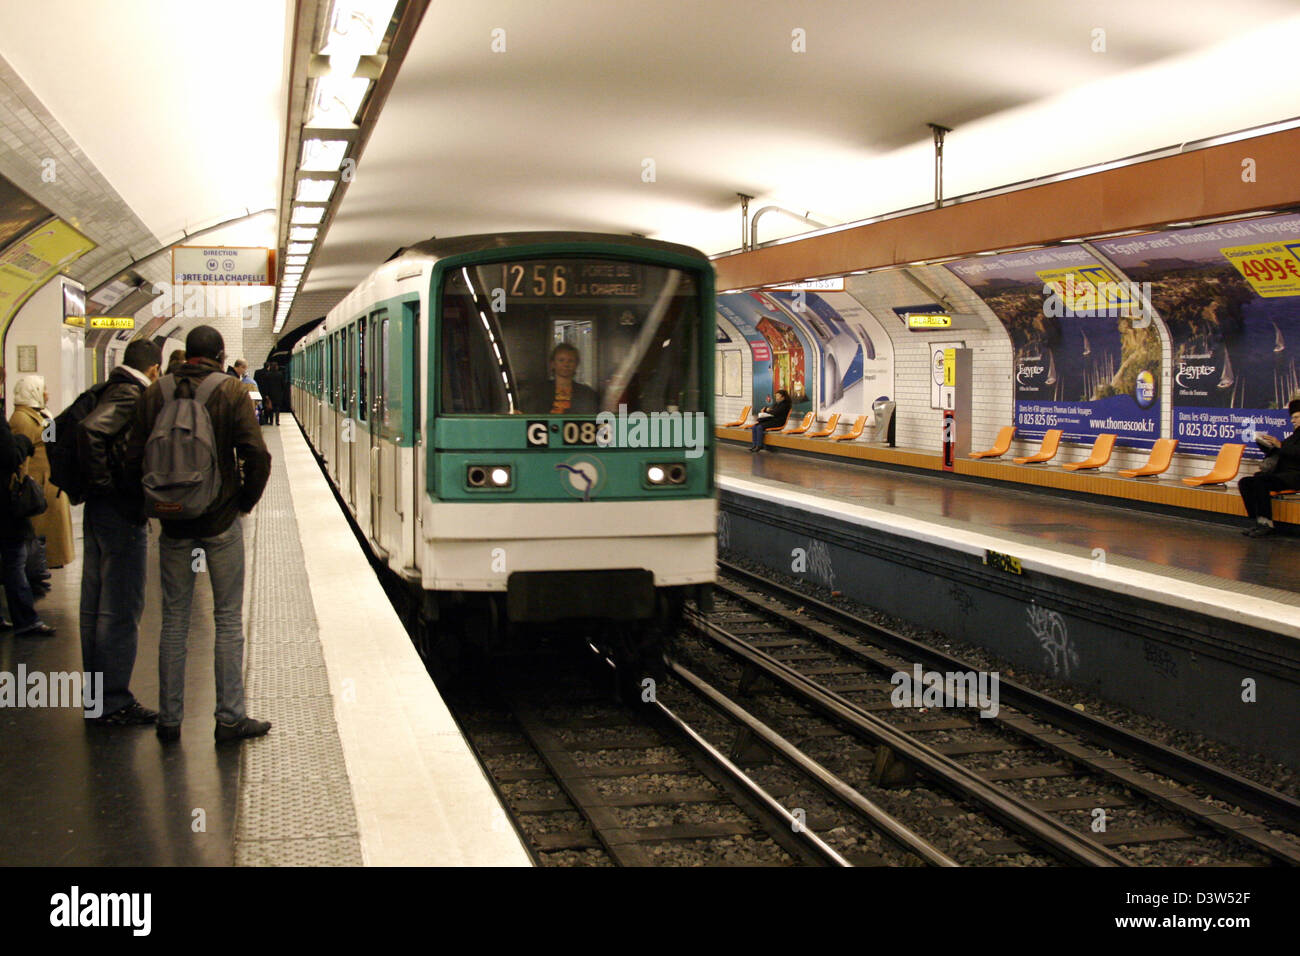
[10, 375, 74, 579]
[77, 341, 163, 725]
[750, 390, 792, 452]
[1237, 400, 1300, 538]
[521, 343, 598, 414]
[1238, 399, 1300, 538]
[124, 326, 273, 743]
[0, 425, 51, 636]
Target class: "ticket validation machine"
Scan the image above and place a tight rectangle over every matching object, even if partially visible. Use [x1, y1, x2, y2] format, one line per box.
[936, 346, 972, 471]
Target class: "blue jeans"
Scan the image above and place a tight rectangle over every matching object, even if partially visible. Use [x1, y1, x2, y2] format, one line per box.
[751, 421, 778, 449]
[1, 538, 39, 631]
[157, 518, 247, 726]
[80, 498, 148, 715]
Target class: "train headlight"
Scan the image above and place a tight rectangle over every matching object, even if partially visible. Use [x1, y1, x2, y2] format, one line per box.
[467, 464, 512, 489]
[644, 462, 686, 487]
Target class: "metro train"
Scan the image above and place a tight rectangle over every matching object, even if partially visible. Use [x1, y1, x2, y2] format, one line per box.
[289, 232, 717, 680]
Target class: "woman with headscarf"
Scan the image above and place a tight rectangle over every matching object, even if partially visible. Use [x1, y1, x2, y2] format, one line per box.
[9, 375, 75, 569]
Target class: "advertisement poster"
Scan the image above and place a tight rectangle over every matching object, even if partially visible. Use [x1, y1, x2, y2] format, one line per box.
[768, 290, 894, 418]
[1096, 213, 1300, 456]
[717, 292, 815, 415]
[946, 246, 1161, 449]
[0, 218, 96, 338]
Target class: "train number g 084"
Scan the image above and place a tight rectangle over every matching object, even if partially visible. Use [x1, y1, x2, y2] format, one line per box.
[525, 419, 614, 447]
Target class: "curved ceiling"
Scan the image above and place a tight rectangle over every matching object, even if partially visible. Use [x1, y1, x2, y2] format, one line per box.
[298, 0, 1300, 333]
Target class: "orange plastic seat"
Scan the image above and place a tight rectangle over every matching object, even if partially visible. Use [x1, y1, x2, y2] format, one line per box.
[1061, 433, 1116, 471]
[1181, 443, 1244, 487]
[722, 405, 750, 428]
[969, 426, 1016, 459]
[1012, 429, 1062, 465]
[805, 413, 841, 439]
[832, 415, 868, 442]
[1119, 438, 1178, 478]
[782, 412, 814, 435]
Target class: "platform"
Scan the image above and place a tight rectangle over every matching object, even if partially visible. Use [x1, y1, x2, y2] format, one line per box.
[0, 424, 530, 867]
[715, 444, 1300, 769]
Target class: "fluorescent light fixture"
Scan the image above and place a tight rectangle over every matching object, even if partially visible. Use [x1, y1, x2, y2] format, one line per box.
[1193, 118, 1300, 150]
[307, 74, 371, 128]
[287, 255, 309, 266]
[292, 206, 326, 225]
[320, 0, 399, 56]
[295, 179, 337, 203]
[300, 138, 349, 172]
[287, 242, 313, 255]
[283, 277, 301, 287]
[290, 226, 319, 241]
[283, 267, 305, 277]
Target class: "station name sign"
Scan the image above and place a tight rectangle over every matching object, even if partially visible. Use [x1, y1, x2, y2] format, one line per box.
[768, 277, 845, 292]
[172, 246, 274, 286]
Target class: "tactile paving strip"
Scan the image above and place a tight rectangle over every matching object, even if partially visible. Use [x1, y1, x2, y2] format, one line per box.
[233, 429, 364, 866]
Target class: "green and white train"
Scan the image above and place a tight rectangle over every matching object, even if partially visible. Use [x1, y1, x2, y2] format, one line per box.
[289, 232, 717, 673]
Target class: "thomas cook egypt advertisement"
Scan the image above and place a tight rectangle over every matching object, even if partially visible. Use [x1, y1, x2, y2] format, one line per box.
[1095, 213, 1300, 458]
[946, 245, 1161, 449]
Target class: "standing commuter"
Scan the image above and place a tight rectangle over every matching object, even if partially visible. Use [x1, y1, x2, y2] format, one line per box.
[77, 340, 163, 725]
[9, 375, 75, 573]
[264, 362, 285, 426]
[125, 326, 273, 743]
[749, 390, 792, 452]
[1239, 399, 1300, 537]
[0, 424, 52, 636]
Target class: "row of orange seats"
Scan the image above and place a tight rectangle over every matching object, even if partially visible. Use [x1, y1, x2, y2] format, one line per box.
[722, 407, 870, 443]
[971, 427, 1251, 487]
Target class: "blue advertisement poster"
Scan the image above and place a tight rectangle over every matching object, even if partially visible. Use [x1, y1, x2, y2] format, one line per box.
[1095, 213, 1300, 457]
[946, 246, 1161, 449]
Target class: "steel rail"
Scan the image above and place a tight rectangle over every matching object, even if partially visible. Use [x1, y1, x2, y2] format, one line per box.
[686, 609, 1129, 866]
[718, 559, 1300, 836]
[667, 659, 957, 866]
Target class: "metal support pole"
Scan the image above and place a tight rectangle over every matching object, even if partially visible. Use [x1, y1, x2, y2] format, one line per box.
[738, 193, 753, 251]
[928, 123, 952, 209]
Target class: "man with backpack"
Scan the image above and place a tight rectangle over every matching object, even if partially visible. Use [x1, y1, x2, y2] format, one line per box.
[124, 325, 272, 744]
[74, 339, 163, 724]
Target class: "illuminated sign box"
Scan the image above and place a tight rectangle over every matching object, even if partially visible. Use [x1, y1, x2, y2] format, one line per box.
[907, 313, 953, 329]
[89, 316, 135, 329]
[172, 246, 274, 286]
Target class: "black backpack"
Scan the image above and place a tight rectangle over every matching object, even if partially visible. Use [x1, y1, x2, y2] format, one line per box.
[46, 383, 109, 505]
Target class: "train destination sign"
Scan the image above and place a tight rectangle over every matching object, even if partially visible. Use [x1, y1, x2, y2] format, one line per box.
[492, 260, 651, 299]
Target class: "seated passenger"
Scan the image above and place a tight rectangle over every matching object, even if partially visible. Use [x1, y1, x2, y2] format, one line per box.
[750, 390, 792, 452]
[1238, 399, 1300, 538]
[520, 343, 599, 414]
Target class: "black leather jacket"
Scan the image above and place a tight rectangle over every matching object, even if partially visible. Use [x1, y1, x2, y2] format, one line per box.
[0, 414, 24, 542]
[78, 366, 149, 521]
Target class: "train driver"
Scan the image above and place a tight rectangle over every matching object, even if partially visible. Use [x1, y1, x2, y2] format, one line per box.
[523, 343, 599, 414]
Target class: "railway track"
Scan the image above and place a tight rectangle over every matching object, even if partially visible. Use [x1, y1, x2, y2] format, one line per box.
[450, 655, 850, 866]
[675, 562, 1300, 867]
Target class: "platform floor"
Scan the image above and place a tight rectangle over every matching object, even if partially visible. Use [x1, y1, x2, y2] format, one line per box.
[719, 444, 1300, 599]
[0, 424, 530, 867]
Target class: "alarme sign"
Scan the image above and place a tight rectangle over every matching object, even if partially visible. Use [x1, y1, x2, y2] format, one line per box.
[172, 246, 274, 286]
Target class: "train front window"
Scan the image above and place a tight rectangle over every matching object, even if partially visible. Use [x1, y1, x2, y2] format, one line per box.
[439, 258, 702, 415]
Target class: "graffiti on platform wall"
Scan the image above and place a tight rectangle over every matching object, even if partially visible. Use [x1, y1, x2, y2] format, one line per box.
[807, 539, 836, 590]
[716, 511, 731, 550]
[1026, 603, 1077, 679]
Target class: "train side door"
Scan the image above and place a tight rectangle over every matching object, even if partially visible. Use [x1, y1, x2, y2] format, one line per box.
[368, 309, 385, 550]
[347, 324, 357, 508]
